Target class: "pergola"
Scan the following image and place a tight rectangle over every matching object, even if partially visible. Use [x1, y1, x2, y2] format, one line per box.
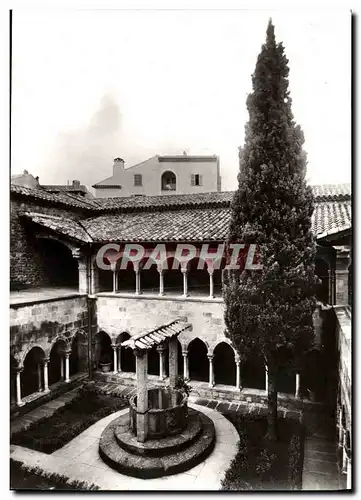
[121, 318, 191, 442]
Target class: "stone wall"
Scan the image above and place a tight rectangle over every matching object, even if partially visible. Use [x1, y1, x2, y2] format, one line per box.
[10, 296, 88, 365]
[10, 197, 83, 289]
[96, 294, 228, 353]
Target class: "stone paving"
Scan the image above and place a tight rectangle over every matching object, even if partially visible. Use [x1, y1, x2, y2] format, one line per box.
[10, 388, 80, 437]
[10, 403, 239, 491]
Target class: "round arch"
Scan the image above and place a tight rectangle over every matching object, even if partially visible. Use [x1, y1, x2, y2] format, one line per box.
[187, 257, 209, 296]
[94, 331, 113, 369]
[116, 332, 135, 373]
[21, 346, 46, 398]
[161, 170, 177, 191]
[213, 342, 236, 385]
[162, 256, 183, 295]
[188, 338, 208, 382]
[49, 339, 68, 386]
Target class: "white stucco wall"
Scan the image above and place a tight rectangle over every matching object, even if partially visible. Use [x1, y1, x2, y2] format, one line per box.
[94, 156, 221, 198]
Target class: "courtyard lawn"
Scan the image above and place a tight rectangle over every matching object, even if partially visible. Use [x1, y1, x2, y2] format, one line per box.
[10, 459, 99, 490]
[11, 385, 128, 454]
[220, 412, 304, 491]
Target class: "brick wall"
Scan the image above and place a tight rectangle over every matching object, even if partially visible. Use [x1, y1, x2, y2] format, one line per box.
[96, 295, 227, 352]
[10, 296, 88, 364]
[10, 197, 83, 289]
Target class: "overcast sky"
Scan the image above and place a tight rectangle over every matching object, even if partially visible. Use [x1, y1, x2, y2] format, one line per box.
[11, 8, 351, 191]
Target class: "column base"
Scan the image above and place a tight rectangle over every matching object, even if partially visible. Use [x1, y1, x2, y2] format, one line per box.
[43, 388, 51, 394]
[65, 380, 71, 384]
[16, 401, 25, 407]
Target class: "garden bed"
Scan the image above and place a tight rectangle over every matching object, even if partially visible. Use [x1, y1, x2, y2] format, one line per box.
[221, 412, 304, 491]
[10, 459, 99, 490]
[11, 385, 128, 454]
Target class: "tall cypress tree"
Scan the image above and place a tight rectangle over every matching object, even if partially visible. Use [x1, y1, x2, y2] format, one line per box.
[223, 20, 317, 440]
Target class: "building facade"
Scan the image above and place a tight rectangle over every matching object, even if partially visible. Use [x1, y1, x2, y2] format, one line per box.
[92, 155, 222, 198]
[10, 182, 352, 486]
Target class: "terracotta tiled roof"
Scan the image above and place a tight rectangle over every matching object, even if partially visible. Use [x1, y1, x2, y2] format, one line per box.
[83, 207, 231, 242]
[310, 184, 351, 201]
[11, 183, 352, 242]
[22, 212, 93, 243]
[121, 319, 191, 351]
[312, 201, 351, 236]
[82, 200, 351, 243]
[10, 184, 100, 210]
[43, 185, 87, 193]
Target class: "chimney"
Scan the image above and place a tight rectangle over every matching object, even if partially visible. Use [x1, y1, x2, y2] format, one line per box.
[113, 157, 125, 177]
[35, 176, 39, 186]
[72, 180, 80, 188]
[23, 169, 29, 175]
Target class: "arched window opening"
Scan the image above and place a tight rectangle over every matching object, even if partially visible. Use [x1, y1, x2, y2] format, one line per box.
[188, 338, 208, 382]
[117, 332, 136, 373]
[94, 331, 113, 370]
[37, 238, 78, 288]
[163, 257, 183, 295]
[214, 342, 236, 385]
[21, 347, 45, 398]
[241, 350, 265, 390]
[70, 332, 87, 376]
[49, 340, 67, 386]
[187, 258, 209, 296]
[161, 171, 176, 191]
[140, 259, 159, 293]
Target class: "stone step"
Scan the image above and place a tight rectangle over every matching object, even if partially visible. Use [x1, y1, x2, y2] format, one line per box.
[99, 410, 215, 479]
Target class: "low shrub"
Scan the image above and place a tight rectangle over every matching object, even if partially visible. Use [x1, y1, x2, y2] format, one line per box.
[11, 389, 127, 454]
[220, 413, 304, 491]
[10, 459, 99, 490]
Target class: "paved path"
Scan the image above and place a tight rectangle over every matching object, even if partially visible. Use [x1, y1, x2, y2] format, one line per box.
[189, 396, 301, 421]
[10, 403, 239, 491]
[301, 412, 345, 490]
[10, 388, 80, 437]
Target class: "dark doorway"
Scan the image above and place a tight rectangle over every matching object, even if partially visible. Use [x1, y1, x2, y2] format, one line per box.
[21, 347, 45, 398]
[214, 342, 236, 385]
[188, 338, 208, 382]
[37, 238, 78, 287]
[117, 332, 136, 373]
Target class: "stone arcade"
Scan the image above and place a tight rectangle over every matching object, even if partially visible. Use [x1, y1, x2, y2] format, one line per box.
[10, 183, 352, 486]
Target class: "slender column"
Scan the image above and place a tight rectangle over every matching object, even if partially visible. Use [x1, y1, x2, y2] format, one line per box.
[16, 369, 25, 407]
[168, 337, 178, 388]
[157, 346, 165, 380]
[182, 269, 188, 297]
[37, 363, 43, 392]
[135, 349, 148, 443]
[295, 373, 301, 398]
[135, 269, 141, 295]
[117, 347, 122, 372]
[235, 356, 241, 390]
[342, 431, 347, 472]
[208, 269, 214, 298]
[64, 352, 70, 383]
[347, 457, 352, 489]
[158, 268, 164, 296]
[112, 344, 118, 374]
[43, 358, 50, 393]
[182, 351, 189, 380]
[113, 270, 118, 293]
[208, 355, 214, 388]
[60, 355, 64, 381]
[265, 364, 269, 392]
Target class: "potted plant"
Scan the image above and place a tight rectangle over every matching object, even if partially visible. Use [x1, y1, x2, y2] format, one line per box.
[174, 375, 192, 397]
[99, 353, 112, 373]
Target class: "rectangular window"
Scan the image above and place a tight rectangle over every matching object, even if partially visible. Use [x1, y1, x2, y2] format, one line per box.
[134, 174, 142, 186]
[191, 174, 202, 186]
